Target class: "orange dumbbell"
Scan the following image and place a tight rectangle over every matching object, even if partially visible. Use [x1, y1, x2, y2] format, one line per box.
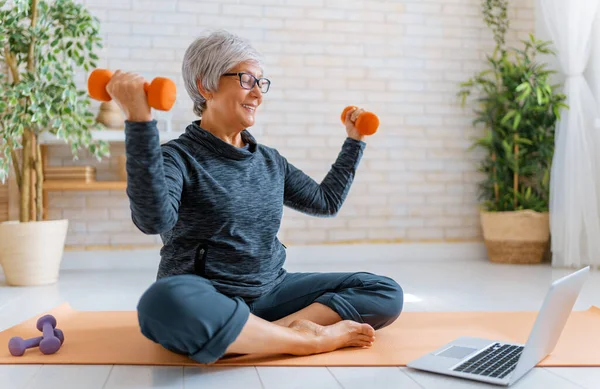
[341, 106, 379, 136]
[87, 69, 177, 111]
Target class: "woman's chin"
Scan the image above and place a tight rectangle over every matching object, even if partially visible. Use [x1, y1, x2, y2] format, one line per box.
[241, 116, 256, 128]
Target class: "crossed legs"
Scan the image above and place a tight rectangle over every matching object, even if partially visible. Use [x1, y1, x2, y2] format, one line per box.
[136, 272, 404, 364]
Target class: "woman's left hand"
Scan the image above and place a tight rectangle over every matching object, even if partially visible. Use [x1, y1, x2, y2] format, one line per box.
[343, 106, 366, 142]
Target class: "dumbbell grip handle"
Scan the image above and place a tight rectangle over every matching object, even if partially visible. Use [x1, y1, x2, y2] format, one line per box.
[42, 323, 54, 339]
[24, 336, 43, 348]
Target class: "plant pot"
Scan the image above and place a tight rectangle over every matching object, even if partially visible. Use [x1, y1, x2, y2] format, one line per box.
[0, 219, 69, 286]
[480, 209, 549, 264]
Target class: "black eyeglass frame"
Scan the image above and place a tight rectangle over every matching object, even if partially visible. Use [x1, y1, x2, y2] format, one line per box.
[222, 72, 271, 93]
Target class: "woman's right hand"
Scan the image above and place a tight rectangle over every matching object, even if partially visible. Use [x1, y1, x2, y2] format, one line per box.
[105, 70, 152, 122]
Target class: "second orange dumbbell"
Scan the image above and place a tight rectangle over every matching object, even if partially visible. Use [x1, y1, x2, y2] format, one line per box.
[341, 106, 379, 136]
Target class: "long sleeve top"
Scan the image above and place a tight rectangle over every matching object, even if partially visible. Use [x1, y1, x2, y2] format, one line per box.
[124, 120, 366, 300]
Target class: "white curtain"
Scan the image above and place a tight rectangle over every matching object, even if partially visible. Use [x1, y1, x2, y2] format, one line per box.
[541, 0, 600, 268]
[585, 12, 600, 112]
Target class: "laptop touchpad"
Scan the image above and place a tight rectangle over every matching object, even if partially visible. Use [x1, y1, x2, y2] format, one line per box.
[435, 346, 478, 359]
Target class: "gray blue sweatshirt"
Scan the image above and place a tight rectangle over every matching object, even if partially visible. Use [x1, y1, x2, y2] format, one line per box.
[124, 120, 366, 300]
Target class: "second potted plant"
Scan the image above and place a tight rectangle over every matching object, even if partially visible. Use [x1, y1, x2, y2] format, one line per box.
[458, 0, 568, 264]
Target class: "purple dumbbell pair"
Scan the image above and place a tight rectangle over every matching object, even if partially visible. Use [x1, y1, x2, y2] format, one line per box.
[8, 314, 65, 356]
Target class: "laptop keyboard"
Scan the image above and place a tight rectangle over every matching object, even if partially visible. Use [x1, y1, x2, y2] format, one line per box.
[452, 343, 524, 379]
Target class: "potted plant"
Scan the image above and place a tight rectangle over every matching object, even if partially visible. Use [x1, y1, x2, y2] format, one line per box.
[458, 0, 568, 264]
[0, 0, 109, 285]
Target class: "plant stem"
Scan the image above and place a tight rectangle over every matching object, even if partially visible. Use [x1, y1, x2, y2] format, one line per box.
[27, 0, 39, 73]
[4, 43, 28, 221]
[8, 141, 22, 191]
[3, 47, 23, 192]
[3, 46, 20, 83]
[14, 0, 40, 222]
[20, 129, 31, 222]
[34, 138, 43, 221]
[26, 0, 41, 221]
[492, 152, 499, 204]
[514, 137, 519, 208]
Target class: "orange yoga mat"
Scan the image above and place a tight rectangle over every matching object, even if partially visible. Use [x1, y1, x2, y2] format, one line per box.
[0, 303, 599, 367]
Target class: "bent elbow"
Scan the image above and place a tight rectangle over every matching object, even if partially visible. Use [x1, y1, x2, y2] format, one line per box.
[323, 201, 341, 217]
[327, 207, 340, 217]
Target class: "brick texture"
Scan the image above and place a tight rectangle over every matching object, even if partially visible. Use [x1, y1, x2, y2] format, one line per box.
[38, 0, 535, 248]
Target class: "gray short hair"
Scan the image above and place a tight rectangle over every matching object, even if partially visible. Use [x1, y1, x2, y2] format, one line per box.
[182, 29, 264, 117]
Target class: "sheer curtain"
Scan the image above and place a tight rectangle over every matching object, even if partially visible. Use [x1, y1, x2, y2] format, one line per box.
[540, 0, 600, 268]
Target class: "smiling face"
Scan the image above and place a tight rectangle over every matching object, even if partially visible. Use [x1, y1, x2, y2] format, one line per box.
[199, 61, 267, 131]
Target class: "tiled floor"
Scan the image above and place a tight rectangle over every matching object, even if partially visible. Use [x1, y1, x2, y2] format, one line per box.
[0, 246, 598, 388]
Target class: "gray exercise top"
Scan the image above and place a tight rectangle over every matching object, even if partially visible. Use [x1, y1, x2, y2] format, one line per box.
[124, 120, 367, 300]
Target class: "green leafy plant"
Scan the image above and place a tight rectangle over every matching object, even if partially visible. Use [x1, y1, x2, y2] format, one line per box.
[458, 0, 567, 212]
[0, 0, 110, 222]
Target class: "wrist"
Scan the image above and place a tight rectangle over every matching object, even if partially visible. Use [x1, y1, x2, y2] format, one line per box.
[348, 134, 365, 142]
[127, 108, 152, 122]
[127, 114, 153, 122]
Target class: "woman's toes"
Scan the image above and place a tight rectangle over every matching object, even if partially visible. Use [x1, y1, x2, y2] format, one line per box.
[357, 334, 375, 343]
[359, 323, 375, 336]
[349, 340, 373, 348]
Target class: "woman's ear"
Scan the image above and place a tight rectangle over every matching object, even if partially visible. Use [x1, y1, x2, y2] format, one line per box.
[197, 80, 212, 101]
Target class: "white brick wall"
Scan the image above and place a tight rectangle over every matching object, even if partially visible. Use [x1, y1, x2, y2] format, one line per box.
[41, 0, 535, 248]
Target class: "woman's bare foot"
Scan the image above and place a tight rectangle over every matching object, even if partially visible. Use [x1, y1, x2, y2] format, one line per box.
[288, 319, 322, 335]
[289, 319, 375, 354]
[224, 314, 375, 360]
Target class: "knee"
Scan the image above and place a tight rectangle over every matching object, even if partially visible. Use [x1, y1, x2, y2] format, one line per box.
[356, 273, 404, 328]
[379, 276, 404, 322]
[137, 275, 209, 323]
[136, 274, 249, 364]
[136, 275, 212, 355]
[137, 276, 187, 337]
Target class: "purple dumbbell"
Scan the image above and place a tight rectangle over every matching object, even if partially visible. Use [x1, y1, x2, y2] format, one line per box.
[36, 315, 63, 355]
[8, 329, 64, 356]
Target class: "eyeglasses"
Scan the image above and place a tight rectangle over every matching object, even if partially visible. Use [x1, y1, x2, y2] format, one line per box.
[222, 72, 271, 93]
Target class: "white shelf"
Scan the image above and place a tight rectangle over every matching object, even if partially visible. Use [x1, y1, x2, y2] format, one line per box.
[38, 129, 184, 144]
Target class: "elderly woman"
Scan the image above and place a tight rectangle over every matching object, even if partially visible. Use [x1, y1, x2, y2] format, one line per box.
[106, 30, 403, 364]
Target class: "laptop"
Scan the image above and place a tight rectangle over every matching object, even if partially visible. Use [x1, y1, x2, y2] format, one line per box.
[406, 266, 590, 386]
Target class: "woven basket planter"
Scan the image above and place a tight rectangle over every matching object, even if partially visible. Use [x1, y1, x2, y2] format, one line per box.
[480, 209, 550, 264]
